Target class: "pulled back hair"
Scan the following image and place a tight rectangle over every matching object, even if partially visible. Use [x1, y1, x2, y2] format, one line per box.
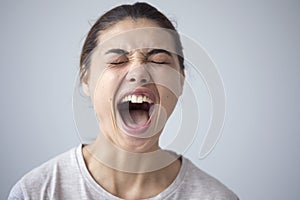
[80, 2, 184, 83]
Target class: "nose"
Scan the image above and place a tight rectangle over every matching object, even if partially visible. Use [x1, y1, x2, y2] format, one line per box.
[126, 65, 151, 84]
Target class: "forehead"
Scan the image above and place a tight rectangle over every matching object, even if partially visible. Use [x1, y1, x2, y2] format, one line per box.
[96, 18, 178, 55]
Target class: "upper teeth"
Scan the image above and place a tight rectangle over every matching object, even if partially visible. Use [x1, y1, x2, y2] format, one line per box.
[121, 95, 153, 104]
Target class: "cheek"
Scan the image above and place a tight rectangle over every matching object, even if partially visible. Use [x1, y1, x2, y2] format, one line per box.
[149, 66, 183, 98]
[93, 71, 122, 113]
[158, 86, 179, 116]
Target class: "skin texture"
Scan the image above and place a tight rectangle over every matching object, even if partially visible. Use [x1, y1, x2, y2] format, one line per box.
[82, 18, 184, 199]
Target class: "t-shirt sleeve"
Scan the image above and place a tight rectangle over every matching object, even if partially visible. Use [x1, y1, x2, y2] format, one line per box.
[8, 181, 25, 200]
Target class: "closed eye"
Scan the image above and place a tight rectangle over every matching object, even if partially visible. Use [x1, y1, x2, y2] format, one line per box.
[110, 61, 128, 65]
[150, 61, 169, 64]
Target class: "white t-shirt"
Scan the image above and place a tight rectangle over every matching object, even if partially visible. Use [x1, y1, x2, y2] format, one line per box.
[8, 145, 238, 200]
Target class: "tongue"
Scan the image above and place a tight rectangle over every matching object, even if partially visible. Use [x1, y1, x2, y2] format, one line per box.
[129, 110, 149, 126]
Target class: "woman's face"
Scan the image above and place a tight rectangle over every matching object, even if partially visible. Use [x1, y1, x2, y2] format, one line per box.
[83, 18, 184, 152]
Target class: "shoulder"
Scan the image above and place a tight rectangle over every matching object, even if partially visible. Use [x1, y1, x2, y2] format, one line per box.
[22, 146, 79, 182]
[178, 156, 239, 199]
[9, 145, 82, 199]
[8, 181, 24, 200]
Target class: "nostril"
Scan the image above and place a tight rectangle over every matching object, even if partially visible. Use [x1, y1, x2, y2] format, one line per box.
[141, 78, 147, 83]
[129, 78, 136, 82]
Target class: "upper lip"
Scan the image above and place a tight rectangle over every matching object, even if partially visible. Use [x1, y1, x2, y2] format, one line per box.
[117, 87, 157, 105]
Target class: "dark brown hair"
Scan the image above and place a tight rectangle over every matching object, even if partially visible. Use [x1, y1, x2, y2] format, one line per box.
[80, 2, 184, 83]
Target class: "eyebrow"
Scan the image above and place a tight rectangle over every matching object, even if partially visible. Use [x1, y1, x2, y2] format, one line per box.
[104, 48, 172, 57]
[146, 49, 172, 57]
[105, 49, 129, 55]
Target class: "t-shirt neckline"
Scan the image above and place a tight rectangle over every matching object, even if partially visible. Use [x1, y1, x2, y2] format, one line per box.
[76, 144, 188, 199]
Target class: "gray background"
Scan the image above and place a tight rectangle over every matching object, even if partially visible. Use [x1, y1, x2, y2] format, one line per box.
[1, 0, 300, 199]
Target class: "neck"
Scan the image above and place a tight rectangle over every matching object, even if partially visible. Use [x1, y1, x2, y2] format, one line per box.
[82, 135, 181, 199]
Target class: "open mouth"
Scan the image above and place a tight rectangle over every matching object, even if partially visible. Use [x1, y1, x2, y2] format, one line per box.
[117, 90, 156, 135]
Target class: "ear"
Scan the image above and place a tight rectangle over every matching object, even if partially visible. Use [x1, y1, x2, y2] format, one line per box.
[81, 67, 91, 97]
[82, 81, 90, 97]
[179, 69, 185, 96]
[80, 65, 91, 97]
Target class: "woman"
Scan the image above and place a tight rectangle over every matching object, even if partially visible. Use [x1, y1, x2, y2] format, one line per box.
[9, 2, 238, 199]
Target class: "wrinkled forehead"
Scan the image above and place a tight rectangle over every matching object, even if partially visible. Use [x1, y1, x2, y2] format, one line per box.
[95, 27, 180, 55]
